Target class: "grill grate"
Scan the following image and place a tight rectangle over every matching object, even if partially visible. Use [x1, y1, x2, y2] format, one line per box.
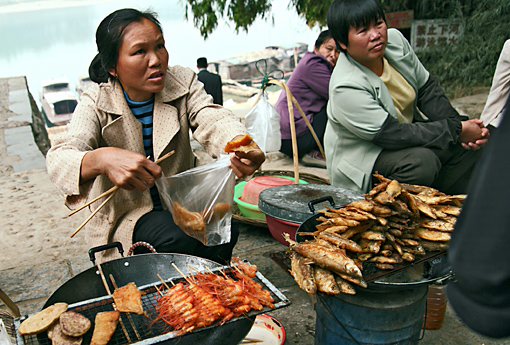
[14, 263, 290, 345]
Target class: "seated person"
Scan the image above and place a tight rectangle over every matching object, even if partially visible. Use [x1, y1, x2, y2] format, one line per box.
[275, 30, 338, 168]
[480, 39, 510, 130]
[46, 9, 264, 264]
[324, 0, 488, 194]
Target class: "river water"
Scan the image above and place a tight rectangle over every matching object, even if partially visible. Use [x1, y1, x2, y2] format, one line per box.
[0, 0, 321, 104]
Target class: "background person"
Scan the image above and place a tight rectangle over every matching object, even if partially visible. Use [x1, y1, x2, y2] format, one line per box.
[275, 30, 338, 168]
[325, 0, 488, 194]
[197, 57, 223, 105]
[480, 39, 510, 131]
[448, 95, 510, 339]
[46, 9, 264, 263]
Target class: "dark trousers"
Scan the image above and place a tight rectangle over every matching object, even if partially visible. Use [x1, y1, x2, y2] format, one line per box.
[372, 145, 482, 195]
[280, 106, 328, 159]
[132, 210, 239, 265]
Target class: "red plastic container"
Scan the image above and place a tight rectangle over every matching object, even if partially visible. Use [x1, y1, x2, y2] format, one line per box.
[259, 184, 364, 247]
[241, 176, 294, 205]
[265, 215, 300, 246]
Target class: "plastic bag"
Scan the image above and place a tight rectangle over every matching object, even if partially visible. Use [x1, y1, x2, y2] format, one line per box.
[245, 91, 281, 153]
[156, 156, 235, 246]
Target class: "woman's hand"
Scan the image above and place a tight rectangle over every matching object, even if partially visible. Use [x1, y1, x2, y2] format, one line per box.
[81, 147, 162, 191]
[460, 119, 489, 151]
[229, 146, 266, 179]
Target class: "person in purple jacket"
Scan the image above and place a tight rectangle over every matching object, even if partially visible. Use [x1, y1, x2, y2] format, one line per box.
[275, 30, 338, 168]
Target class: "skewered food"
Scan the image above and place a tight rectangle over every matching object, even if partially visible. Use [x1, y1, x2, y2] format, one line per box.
[112, 282, 144, 315]
[286, 174, 465, 296]
[155, 262, 275, 335]
[59, 311, 91, 337]
[90, 311, 120, 345]
[19, 302, 68, 336]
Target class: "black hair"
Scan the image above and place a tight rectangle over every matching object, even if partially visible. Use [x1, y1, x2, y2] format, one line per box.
[197, 57, 208, 68]
[327, 0, 386, 52]
[314, 30, 334, 50]
[88, 8, 163, 83]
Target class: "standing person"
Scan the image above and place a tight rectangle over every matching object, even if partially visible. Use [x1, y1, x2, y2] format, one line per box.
[46, 8, 264, 263]
[480, 39, 510, 131]
[197, 57, 223, 105]
[325, 0, 489, 194]
[276, 30, 338, 168]
[448, 95, 510, 339]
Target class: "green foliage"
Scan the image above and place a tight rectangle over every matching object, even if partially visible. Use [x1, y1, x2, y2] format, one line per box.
[416, 0, 510, 96]
[184, 0, 509, 95]
[185, 0, 272, 39]
[289, 0, 332, 27]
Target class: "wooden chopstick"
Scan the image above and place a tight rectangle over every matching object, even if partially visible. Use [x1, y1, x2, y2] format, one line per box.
[67, 185, 118, 217]
[69, 150, 176, 238]
[68, 150, 176, 218]
[71, 192, 115, 238]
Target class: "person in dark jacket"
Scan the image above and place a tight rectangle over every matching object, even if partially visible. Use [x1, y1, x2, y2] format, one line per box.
[197, 57, 223, 105]
[324, 0, 489, 194]
[275, 30, 339, 168]
[447, 95, 510, 339]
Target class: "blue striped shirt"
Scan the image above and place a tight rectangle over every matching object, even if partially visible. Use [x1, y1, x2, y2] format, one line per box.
[124, 92, 162, 210]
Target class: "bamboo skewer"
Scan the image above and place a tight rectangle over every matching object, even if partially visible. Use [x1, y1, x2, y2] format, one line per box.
[96, 263, 132, 343]
[109, 274, 142, 341]
[69, 150, 176, 238]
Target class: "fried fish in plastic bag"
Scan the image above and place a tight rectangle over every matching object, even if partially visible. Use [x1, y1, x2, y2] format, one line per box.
[156, 156, 235, 246]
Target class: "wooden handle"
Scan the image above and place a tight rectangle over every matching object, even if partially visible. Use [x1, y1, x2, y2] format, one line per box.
[0, 288, 20, 318]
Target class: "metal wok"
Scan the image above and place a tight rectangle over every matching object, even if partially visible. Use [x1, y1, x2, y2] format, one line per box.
[42, 243, 255, 345]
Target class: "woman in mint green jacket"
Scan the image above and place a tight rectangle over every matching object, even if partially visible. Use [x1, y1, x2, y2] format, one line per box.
[324, 0, 489, 194]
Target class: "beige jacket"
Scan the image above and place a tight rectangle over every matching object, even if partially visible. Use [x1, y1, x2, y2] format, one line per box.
[46, 66, 246, 261]
[481, 40, 510, 127]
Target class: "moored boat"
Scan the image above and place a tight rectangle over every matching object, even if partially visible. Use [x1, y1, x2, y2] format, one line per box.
[40, 80, 78, 127]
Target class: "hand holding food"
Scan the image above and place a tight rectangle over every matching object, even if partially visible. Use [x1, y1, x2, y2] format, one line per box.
[225, 134, 265, 179]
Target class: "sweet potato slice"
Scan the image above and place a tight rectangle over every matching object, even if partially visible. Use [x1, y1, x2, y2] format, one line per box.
[19, 302, 68, 335]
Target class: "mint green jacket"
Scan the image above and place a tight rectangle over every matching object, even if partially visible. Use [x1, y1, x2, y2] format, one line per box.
[325, 29, 430, 193]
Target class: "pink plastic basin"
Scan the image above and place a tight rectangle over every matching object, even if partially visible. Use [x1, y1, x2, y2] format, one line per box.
[266, 215, 300, 246]
[241, 176, 295, 206]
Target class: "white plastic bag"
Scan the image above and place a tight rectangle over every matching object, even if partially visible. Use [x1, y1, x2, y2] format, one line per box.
[245, 91, 281, 153]
[156, 156, 235, 246]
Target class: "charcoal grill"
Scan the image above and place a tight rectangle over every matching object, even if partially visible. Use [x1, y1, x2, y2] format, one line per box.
[12, 244, 290, 345]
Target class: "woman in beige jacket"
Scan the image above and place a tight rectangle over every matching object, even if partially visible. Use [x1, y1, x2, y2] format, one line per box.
[46, 9, 264, 263]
